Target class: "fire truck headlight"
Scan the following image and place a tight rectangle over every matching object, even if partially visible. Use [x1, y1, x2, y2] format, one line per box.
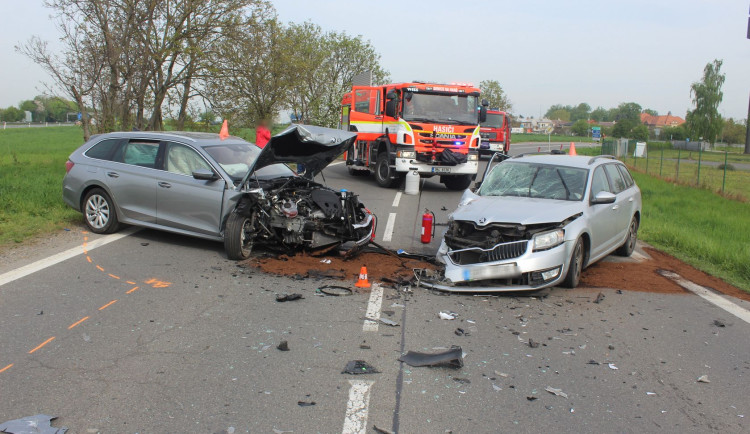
[397, 150, 416, 159]
[467, 153, 478, 161]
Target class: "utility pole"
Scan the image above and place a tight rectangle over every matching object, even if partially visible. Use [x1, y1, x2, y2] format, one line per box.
[746, 5, 750, 153]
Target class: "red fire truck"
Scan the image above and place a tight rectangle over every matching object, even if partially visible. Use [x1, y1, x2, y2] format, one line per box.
[479, 109, 511, 156]
[341, 82, 488, 190]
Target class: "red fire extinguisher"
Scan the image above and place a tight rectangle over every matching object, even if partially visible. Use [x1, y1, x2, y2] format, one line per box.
[421, 209, 435, 244]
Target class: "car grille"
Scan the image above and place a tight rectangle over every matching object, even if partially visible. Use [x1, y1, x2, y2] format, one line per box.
[480, 132, 497, 140]
[448, 240, 529, 265]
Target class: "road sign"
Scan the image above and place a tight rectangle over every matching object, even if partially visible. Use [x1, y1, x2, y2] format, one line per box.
[591, 126, 601, 139]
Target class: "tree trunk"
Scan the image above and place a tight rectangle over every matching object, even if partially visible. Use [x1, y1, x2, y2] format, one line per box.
[176, 67, 194, 130]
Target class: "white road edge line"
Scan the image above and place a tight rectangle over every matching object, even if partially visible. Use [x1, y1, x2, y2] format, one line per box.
[342, 379, 375, 434]
[0, 227, 139, 288]
[382, 213, 397, 242]
[330, 161, 345, 166]
[661, 271, 750, 325]
[391, 191, 402, 207]
[363, 283, 384, 332]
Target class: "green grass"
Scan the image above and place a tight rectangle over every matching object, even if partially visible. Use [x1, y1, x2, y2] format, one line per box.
[633, 171, 750, 291]
[0, 126, 85, 246]
[512, 133, 595, 143]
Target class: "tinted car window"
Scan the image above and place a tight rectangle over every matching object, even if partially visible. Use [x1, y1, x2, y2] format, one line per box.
[617, 164, 634, 188]
[165, 142, 211, 176]
[118, 141, 160, 168]
[590, 166, 610, 197]
[604, 164, 627, 194]
[84, 138, 120, 161]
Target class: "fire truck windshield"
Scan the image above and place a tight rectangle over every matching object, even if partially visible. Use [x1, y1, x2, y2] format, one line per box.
[483, 113, 505, 129]
[403, 93, 478, 125]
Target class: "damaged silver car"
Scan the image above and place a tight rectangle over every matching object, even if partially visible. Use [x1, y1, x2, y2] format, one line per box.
[423, 153, 641, 292]
[63, 125, 376, 259]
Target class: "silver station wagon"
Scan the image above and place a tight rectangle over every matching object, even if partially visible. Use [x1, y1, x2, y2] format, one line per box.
[422, 153, 642, 292]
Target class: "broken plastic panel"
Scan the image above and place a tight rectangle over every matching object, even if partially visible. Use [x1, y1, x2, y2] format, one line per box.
[398, 346, 464, 368]
[0, 415, 67, 434]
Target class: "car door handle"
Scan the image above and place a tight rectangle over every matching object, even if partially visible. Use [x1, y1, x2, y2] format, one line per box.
[106, 172, 119, 178]
[375, 116, 383, 120]
[628, 197, 634, 202]
[612, 204, 619, 210]
[158, 182, 171, 189]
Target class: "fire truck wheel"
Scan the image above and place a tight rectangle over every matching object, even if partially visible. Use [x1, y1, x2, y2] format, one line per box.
[443, 174, 472, 191]
[375, 153, 399, 188]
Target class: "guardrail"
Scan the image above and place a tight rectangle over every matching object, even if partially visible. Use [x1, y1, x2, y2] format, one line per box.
[2, 122, 78, 129]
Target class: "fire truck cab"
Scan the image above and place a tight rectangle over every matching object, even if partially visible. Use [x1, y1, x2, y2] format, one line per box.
[341, 82, 488, 190]
[479, 110, 511, 156]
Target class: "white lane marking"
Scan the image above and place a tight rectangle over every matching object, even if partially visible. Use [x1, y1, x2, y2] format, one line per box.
[363, 283, 384, 332]
[0, 227, 138, 288]
[342, 380, 375, 434]
[391, 191, 402, 207]
[382, 213, 397, 242]
[660, 271, 750, 325]
[330, 161, 345, 166]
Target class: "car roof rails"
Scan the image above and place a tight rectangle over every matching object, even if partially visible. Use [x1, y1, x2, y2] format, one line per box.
[587, 155, 618, 165]
[511, 150, 566, 159]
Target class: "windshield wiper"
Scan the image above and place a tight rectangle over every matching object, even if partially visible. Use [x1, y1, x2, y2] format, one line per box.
[528, 167, 541, 197]
[555, 169, 571, 199]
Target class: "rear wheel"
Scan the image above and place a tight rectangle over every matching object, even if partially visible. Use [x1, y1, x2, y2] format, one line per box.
[561, 237, 584, 288]
[443, 174, 472, 191]
[374, 152, 399, 188]
[82, 188, 120, 234]
[224, 212, 256, 260]
[615, 216, 639, 257]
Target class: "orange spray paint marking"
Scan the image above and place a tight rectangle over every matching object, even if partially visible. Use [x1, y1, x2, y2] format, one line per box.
[29, 337, 56, 354]
[83, 250, 88, 255]
[126, 281, 136, 285]
[86, 256, 92, 263]
[108, 274, 120, 280]
[145, 278, 172, 288]
[68, 316, 90, 329]
[84, 236, 88, 241]
[0, 364, 13, 374]
[96, 265, 105, 272]
[126, 286, 139, 294]
[98, 299, 118, 310]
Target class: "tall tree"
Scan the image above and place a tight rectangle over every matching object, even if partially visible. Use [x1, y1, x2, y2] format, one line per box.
[479, 80, 512, 112]
[686, 59, 725, 145]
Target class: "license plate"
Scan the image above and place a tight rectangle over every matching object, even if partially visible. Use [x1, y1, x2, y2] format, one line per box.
[432, 167, 451, 173]
[466, 263, 517, 280]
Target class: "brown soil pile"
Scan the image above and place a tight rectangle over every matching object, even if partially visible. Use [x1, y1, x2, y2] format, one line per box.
[243, 251, 436, 287]
[582, 247, 750, 302]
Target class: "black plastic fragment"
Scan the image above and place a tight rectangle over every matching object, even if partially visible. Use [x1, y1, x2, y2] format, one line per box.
[342, 360, 379, 375]
[277, 340, 289, 351]
[594, 292, 605, 304]
[317, 285, 352, 296]
[398, 346, 463, 368]
[276, 293, 304, 302]
[297, 401, 316, 407]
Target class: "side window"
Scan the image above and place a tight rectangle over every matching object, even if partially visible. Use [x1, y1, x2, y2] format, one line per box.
[604, 164, 627, 194]
[165, 142, 211, 176]
[353, 89, 379, 115]
[117, 140, 160, 168]
[84, 138, 120, 161]
[617, 164, 634, 188]
[590, 166, 610, 197]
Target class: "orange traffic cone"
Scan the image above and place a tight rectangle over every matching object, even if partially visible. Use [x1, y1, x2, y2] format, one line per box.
[219, 120, 229, 140]
[355, 266, 371, 288]
[569, 142, 577, 156]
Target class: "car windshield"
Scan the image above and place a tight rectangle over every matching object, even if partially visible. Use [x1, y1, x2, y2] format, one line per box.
[482, 113, 504, 129]
[204, 143, 294, 181]
[403, 93, 478, 125]
[478, 161, 588, 201]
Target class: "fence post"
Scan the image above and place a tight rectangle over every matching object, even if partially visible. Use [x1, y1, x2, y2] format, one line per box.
[722, 151, 728, 194]
[676, 148, 681, 181]
[659, 147, 664, 176]
[645, 147, 649, 174]
[697, 145, 702, 186]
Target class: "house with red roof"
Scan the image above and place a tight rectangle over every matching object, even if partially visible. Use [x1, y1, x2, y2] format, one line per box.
[640, 112, 685, 127]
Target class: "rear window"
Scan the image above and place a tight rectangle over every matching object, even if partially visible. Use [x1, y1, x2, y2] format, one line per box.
[116, 141, 160, 168]
[84, 139, 120, 161]
[617, 164, 634, 188]
[604, 164, 627, 194]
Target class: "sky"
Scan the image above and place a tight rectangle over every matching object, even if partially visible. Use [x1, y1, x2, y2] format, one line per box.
[2, 0, 749, 120]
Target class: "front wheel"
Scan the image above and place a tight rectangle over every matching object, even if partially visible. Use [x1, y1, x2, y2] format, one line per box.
[561, 237, 585, 288]
[224, 212, 256, 260]
[82, 188, 120, 234]
[374, 153, 399, 188]
[615, 216, 638, 257]
[442, 174, 472, 191]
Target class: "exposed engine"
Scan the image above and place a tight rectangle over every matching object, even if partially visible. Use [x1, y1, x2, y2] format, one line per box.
[234, 177, 375, 253]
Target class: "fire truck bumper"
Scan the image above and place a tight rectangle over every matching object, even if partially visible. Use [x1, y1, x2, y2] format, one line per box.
[395, 158, 478, 175]
[479, 142, 505, 153]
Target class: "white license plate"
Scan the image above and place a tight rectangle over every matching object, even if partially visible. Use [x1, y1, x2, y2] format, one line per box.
[432, 167, 451, 173]
[466, 263, 517, 280]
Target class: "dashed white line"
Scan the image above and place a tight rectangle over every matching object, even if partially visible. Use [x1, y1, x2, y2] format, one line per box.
[382, 213, 397, 242]
[0, 227, 139, 288]
[660, 271, 750, 325]
[392, 191, 402, 207]
[363, 283, 384, 332]
[342, 380, 375, 434]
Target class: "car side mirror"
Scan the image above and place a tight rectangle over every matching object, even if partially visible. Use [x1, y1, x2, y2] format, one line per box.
[385, 99, 397, 118]
[591, 191, 616, 204]
[192, 168, 219, 181]
[479, 106, 487, 123]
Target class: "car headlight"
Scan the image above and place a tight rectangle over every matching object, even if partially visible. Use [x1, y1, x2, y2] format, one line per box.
[532, 229, 565, 251]
[467, 153, 478, 161]
[397, 150, 415, 159]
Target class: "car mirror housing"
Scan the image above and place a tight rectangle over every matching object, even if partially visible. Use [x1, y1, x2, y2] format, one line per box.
[192, 168, 219, 181]
[591, 190, 616, 205]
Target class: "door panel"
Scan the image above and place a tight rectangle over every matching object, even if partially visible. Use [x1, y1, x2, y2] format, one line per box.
[588, 166, 619, 259]
[106, 140, 161, 223]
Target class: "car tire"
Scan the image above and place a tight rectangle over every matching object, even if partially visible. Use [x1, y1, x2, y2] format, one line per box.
[224, 212, 255, 260]
[561, 237, 584, 288]
[615, 216, 639, 257]
[443, 174, 472, 191]
[374, 152, 399, 188]
[82, 188, 120, 234]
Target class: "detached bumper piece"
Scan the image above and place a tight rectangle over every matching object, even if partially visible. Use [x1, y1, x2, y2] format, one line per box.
[398, 346, 464, 368]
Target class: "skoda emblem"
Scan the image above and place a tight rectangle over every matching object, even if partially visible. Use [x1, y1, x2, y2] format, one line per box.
[478, 217, 487, 225]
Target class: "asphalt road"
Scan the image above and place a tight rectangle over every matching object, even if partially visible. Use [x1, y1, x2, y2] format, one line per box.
[0, 142, 748, 433]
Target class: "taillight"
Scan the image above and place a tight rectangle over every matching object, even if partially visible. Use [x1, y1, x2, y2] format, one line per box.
[65, 160, 75, 173]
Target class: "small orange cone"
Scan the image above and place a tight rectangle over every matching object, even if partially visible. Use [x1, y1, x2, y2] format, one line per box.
[219, 120, 229, 140]
[569, 142, 577, 156]
[355, 266, 371, 288]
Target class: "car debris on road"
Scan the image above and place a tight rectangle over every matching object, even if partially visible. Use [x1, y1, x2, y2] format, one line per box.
[398, 346, 464, 368]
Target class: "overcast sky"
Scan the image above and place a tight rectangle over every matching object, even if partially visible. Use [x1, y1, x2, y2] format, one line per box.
[2, 0, 749, 119]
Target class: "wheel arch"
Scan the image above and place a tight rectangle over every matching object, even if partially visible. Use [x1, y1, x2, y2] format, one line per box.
[80, 183, 119, 217]
[579, 231, 591, 268]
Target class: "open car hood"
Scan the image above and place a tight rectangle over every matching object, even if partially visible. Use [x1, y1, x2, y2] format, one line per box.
[242, 125, 356, 184]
